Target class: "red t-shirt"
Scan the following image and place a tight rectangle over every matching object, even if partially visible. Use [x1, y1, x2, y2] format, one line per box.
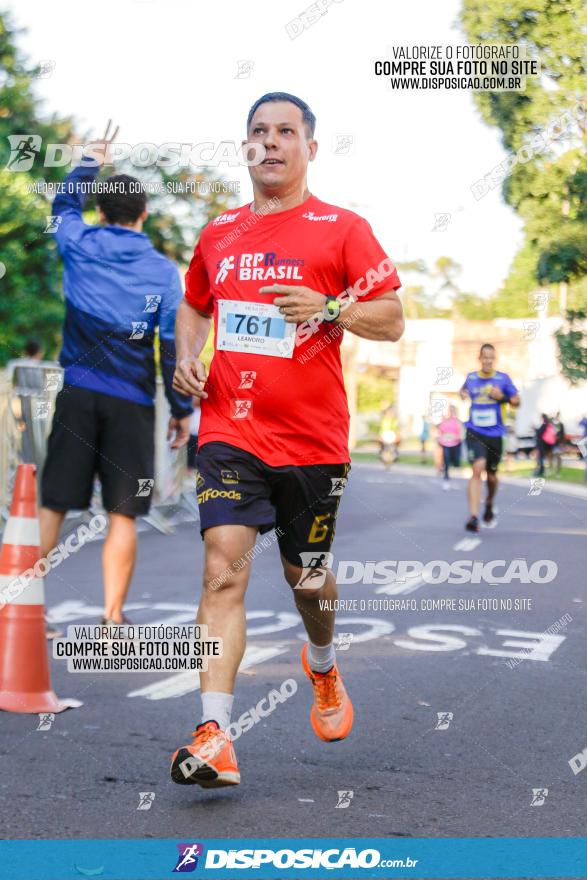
[184, 195, 401, 466]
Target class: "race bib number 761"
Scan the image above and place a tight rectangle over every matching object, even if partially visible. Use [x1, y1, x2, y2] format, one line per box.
[217, 300, 295, 359]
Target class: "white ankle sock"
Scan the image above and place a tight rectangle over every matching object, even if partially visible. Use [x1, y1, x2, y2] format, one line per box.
[308, 640, 335, 673]
[201, 691, 234, 731]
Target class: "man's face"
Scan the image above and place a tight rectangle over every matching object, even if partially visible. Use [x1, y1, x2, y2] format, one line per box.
[479, 347, 496, 373]
[245, 101, 317, 193]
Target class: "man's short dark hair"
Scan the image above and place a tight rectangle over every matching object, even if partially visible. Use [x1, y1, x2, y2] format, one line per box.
[96, 174, 147, 225]
[247, 92, 316, 138]
[24, 338, 42, 358]
[480, 343, 495, 355]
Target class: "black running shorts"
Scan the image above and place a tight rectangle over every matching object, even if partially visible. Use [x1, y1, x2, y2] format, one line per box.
[466, 428, 503, 473]
[195, 441, 350, 567]
[42, 385, 155, 516]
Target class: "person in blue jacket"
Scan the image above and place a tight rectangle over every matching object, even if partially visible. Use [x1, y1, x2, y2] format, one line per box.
[40, 124, 192, 626]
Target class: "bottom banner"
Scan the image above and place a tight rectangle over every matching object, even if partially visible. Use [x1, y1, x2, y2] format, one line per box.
[0, 837, 586, 879]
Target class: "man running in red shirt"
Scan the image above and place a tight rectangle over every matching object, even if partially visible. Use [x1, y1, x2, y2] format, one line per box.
[170, 93, 404, 788]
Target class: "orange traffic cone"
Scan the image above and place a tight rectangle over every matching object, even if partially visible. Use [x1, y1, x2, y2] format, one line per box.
[0, 463, 82, 713]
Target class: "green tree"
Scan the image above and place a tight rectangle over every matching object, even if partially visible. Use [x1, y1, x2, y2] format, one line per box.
[461, 0, 587, 375]
[0, 12, 237, 365]
[0, 13, 78, 363]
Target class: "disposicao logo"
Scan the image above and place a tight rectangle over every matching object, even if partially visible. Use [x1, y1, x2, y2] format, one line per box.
[173, 843, 204, 873]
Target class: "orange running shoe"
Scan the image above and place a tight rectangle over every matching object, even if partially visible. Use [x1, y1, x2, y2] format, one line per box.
[170, 721, 240, 788]
[301, 644, 354, 742]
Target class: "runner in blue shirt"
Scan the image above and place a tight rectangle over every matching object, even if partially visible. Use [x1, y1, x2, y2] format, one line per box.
[460, 343, 520, 532]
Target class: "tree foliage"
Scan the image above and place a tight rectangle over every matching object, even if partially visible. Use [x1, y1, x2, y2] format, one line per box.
[461, 0, 587, 376]
[0, 12, 237, 365]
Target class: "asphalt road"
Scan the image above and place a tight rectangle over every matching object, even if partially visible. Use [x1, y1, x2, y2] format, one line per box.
[2, 462, 587, 846]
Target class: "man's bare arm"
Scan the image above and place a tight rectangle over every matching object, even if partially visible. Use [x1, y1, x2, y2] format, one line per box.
[334, 291, 404, 342]
[263, 284, 404, 343]
[173, 298, 212, 398]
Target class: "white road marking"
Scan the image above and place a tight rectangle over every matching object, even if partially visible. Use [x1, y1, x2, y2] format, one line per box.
[453, 537, 481, 551]
[127, 643, 289, 701]
[375, 576, 426, 596]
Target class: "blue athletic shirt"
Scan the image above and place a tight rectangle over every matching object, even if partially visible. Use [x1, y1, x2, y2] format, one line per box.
[53, 158, 192, 417]
[463, 371, 518, 438]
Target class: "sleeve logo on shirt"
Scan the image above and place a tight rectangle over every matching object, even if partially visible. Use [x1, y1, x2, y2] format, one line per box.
[212, 212, 241, 225]
[302, 211, 338, 222]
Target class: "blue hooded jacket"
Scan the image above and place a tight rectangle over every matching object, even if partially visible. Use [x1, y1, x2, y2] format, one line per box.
[53, 158, 191, 418]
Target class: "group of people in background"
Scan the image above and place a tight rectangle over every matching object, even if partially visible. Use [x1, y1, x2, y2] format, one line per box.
[379, 401, 587, 483]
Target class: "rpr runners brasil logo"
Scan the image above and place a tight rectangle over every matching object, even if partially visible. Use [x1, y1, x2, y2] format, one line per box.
[214, 252, 305, 284]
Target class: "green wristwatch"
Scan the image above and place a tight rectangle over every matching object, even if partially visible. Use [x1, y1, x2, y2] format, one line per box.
[323, 296, 341, 322]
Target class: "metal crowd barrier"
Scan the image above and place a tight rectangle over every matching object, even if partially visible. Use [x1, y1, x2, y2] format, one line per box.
[0, 362, 193, 533]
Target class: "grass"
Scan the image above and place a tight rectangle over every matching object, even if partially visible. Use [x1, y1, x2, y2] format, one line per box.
[350, 449, 587, 485]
